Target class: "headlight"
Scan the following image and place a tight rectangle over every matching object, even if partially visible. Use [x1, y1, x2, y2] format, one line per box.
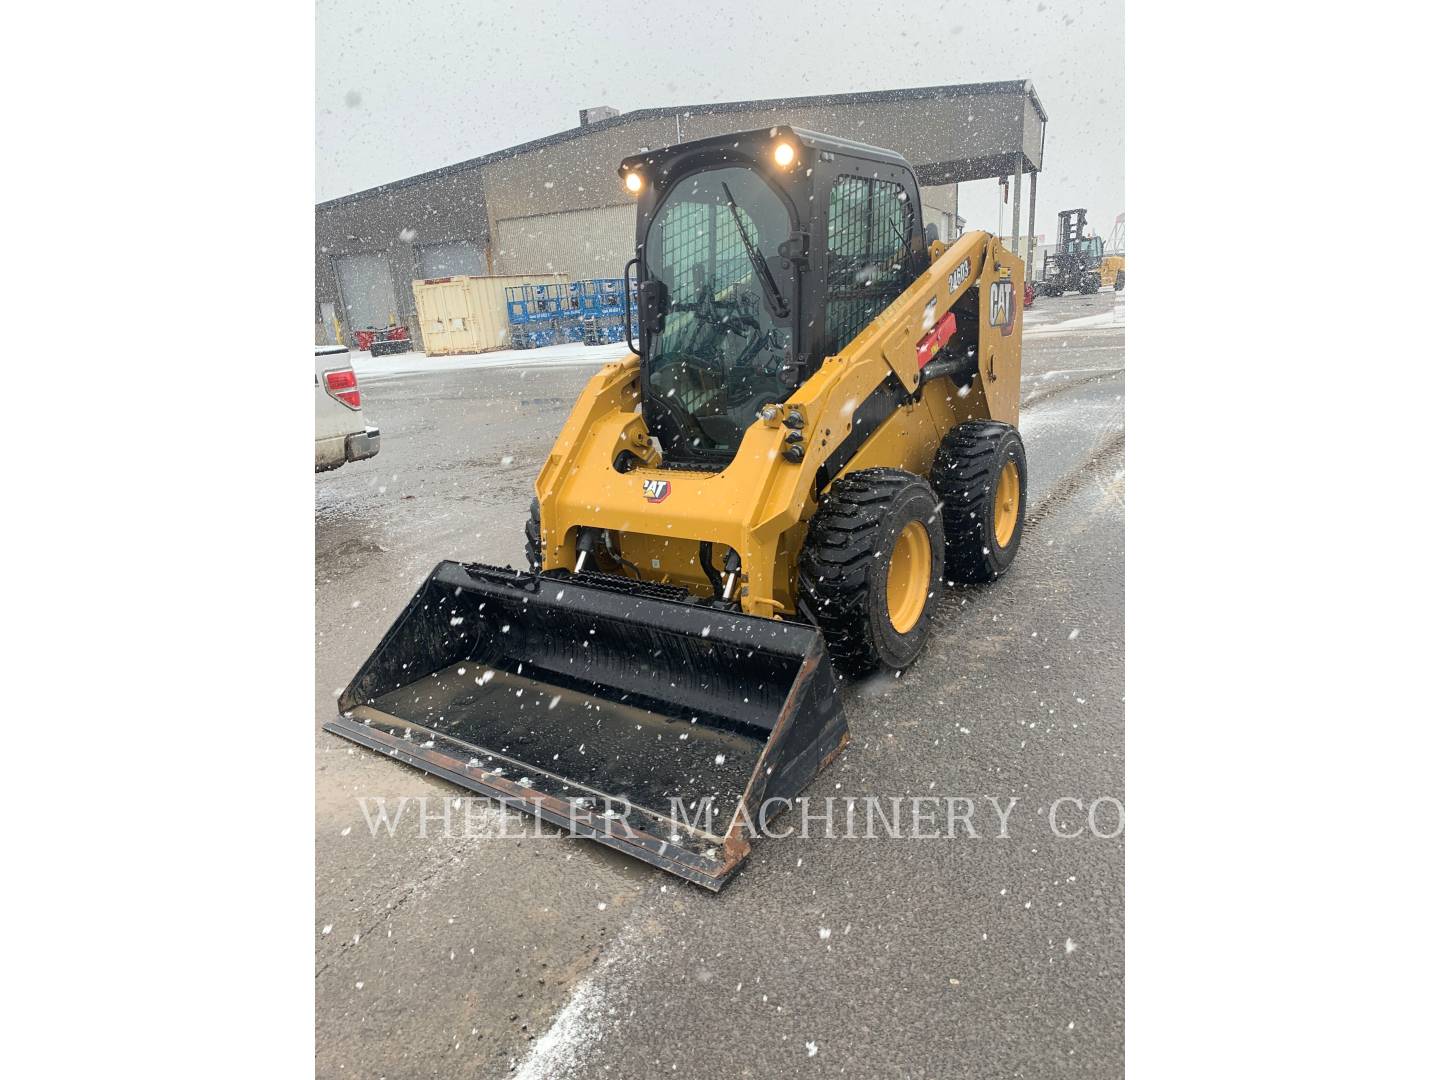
[773, 142, 796, 168]
[624, 171, 643, 193]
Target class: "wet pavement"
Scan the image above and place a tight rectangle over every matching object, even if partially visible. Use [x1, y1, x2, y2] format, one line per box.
[316, 288, 1125, 1078]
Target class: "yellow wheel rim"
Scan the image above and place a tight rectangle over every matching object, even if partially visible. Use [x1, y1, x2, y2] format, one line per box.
[886, 520, 931, 635]
[994, 460, 1020, 549]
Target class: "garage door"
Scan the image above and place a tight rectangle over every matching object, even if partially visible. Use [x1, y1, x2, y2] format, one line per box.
[495, 205, 634, 279]
[335, 252, 399, 330]
[418, 240, 485, 278]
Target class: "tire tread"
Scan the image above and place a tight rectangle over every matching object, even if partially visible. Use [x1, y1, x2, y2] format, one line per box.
[798, 468, 937, 674]
[931, 420, 1026, 583]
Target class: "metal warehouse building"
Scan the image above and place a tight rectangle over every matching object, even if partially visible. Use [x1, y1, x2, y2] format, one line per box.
[314, 80, 1047, 347]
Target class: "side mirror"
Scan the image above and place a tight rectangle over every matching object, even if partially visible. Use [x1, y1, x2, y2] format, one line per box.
[924, 222, 940, 245]
[637, 279, 669, 337]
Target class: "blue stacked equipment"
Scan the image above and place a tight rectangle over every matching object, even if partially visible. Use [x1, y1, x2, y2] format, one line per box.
[504, 283, 563, 349]
[504, 285, 537, 349]
[505, 278, 634, 349]
[533, 283, 570, 347]
[577, 277, 634, 345]
[556, 282, 585, 343]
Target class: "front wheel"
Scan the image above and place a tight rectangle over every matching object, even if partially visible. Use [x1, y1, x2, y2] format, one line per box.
[931, 421, 1028, 583]
[798, 469, 945, 674]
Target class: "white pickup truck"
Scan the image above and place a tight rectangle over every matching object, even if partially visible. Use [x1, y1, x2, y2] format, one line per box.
[315, 346, 380, 472]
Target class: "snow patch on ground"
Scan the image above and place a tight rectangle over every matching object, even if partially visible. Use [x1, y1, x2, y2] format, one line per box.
[351, 340, 629, 381]
[512, 967, 609, 1080]
[1026, 305, 1126, 336]
[512, 973, 607, 1080]
[512, 919, 643, 1080]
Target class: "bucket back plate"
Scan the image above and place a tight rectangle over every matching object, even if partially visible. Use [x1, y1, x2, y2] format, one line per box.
[326, 561, 848, 890]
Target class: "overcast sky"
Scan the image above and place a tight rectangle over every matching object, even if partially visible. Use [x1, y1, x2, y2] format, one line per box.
[317, 0, 1123, 245]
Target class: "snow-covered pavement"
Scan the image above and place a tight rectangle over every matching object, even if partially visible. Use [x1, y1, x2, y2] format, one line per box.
[316, 283, 1126, 1079]
[350, 340, 630, 382]
[1025, 288, 1126, 335]
[342, 289, 1122, 382]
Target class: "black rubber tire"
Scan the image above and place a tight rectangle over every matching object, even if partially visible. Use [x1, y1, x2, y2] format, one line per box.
[1115, 270, 1126, 292]
[931, 421, 1028, 584]
[524, 498, 543, 572]
[1080, 274, 1100, 295]
[797, 468, 945, 675]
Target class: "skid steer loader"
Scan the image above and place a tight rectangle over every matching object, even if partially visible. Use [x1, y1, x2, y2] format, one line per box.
[327, 126, 1028, 890]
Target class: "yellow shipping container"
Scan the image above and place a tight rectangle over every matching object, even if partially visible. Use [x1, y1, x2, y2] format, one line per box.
[411, 273, 571, 356]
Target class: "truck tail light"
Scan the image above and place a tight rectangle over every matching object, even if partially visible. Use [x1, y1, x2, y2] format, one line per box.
[325, 368, 361, 409]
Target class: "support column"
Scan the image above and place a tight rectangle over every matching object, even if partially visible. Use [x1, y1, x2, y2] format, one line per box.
[1011, 153, 1023, 254]
[1026, 169, 1039, 283]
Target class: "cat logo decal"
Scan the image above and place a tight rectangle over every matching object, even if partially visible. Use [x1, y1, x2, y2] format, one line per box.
[989, 280, 1016, 336]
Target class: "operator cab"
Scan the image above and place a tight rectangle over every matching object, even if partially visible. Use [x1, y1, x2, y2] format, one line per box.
[620, 126, 929, 468]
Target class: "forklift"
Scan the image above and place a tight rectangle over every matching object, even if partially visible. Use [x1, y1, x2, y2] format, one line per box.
[1037, 209, 1124, 297]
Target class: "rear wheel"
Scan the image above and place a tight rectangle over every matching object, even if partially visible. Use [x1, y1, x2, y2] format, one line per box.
[798, 469, 944, 674]
[931, 421, 1028, 583]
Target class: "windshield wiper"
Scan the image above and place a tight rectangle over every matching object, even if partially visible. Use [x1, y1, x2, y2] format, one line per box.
[721, 182, 789, 319]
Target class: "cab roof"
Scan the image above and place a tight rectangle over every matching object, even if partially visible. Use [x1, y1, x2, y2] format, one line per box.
[618, 125, 912, 179]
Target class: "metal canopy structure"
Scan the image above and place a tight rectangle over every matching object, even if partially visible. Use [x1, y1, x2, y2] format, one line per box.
[315, 81, 1048, 343]
[318, 81, 1046, 211]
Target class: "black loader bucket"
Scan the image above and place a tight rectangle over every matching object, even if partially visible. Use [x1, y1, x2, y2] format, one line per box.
[326, 562, 848, 890]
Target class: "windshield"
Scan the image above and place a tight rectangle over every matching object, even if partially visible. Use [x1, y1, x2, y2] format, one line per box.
[643, 166, 796, 462]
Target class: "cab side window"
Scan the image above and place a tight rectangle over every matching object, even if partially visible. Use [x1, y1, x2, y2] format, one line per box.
[825, 176, 912, 354]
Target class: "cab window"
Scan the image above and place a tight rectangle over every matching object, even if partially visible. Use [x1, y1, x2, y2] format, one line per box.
[825, 176, 912, 354]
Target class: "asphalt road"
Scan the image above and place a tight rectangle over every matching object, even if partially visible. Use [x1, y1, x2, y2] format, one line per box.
[316, 288, 1125, 1078]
